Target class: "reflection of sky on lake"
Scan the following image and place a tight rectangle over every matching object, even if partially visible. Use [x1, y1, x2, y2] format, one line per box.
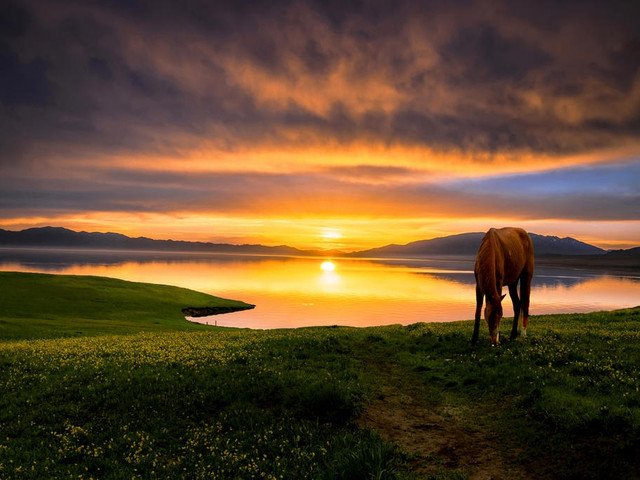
[1, 249, 639, 329]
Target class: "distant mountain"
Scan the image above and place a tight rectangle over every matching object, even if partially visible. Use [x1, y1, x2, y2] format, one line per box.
[0, 226, 613, 258]
[351, 231, 606, 258]
[528, 233, 606, 255]
[602, 246, 640, 260]
[0, 227, 311, 256]
[350, 232, 485, 258]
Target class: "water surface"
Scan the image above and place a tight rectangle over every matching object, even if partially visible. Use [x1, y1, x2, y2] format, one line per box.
[1, 248, 638, 329]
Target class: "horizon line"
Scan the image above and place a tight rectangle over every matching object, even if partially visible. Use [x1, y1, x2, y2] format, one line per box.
[1, 224, 634, 254]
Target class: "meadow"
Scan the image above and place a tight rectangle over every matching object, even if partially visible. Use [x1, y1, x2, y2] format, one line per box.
[1, 272, 639, 479]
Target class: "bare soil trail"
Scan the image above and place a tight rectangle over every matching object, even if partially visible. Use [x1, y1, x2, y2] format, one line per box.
[358, 361, 528, 479]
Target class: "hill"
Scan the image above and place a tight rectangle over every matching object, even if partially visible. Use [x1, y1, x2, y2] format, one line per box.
[350, 232, 484, 257]
[0, 271, 253, 340]
[0, 226, 312, 256]
[351, 231, 606, 258]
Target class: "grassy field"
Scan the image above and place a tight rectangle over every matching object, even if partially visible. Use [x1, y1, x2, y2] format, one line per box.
[1, 272, 639, 479]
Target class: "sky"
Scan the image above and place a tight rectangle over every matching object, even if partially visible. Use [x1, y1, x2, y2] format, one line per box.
[1, 0, 639, 251]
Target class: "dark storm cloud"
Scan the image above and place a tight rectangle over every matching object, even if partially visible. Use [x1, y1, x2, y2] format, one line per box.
[440, 23, 552, 84]
[1, 0, 639, 166]
[0, 47, 52, 106]
[0, 1, 52, 107]
[0, 1, 30, 38]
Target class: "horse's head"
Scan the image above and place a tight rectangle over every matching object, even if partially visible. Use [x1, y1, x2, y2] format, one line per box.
[485, 294, 506, 345]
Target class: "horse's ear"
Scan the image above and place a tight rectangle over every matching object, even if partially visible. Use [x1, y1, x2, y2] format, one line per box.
[501, 294, 506, 301]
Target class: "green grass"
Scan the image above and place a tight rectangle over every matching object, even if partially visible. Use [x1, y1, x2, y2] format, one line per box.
[1, 272, 639, 479]
[0, 271, 253, 340]
[387, 310, 640, 478]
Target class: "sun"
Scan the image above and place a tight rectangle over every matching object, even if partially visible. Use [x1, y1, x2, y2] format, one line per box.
[320, 261, 336, 272]
[321, 229, 342, 241]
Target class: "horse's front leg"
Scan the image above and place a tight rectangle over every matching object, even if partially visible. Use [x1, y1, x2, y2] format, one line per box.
[520, 270, 533, 338]
[508, 283, 521, 340]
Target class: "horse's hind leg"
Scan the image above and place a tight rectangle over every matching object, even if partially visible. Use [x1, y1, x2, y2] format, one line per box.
[508, 282, 521, 340]
[471, 284, 483, 345]
[520, 270, 532, 337]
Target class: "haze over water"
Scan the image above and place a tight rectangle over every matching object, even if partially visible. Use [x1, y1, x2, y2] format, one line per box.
[2, 250, 638, 329]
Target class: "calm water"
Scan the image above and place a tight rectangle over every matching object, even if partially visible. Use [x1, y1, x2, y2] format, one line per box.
[1, 248, 639, 329]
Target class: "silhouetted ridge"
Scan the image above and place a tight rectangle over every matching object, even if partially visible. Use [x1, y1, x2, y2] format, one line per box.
[0, 226, 622, 258]
[0, 227, 306, 255]
[351, 232, 606, 257]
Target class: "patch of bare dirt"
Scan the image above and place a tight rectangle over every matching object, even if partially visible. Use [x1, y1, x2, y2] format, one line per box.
[358, 365, 527, 479]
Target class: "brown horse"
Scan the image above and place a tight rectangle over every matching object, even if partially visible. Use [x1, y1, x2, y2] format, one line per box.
[472, 227, 534, 345]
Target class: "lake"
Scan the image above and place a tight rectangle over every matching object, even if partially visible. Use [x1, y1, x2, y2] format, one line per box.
[1, 248, 639, 329]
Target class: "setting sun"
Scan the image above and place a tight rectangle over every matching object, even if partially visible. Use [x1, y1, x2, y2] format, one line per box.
[321, 229, 343, 241]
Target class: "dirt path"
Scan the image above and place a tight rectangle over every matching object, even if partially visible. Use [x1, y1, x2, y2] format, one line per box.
[358, 363, 527, 479]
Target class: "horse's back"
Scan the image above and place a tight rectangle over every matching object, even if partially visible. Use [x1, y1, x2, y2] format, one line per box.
[493, 227, 533, 257]
[478, 227, 534, 285]
[495, 227, 534, 276]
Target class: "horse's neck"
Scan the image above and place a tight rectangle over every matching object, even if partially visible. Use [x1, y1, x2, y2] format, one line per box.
[480, 233, 501, 301]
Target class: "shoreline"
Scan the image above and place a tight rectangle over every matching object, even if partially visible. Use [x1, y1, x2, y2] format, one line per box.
[181, 305, 255, 317]
[183, 305, 256, 327]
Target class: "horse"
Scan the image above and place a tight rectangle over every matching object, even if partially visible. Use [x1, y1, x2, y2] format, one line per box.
[471, 227, 534, 345]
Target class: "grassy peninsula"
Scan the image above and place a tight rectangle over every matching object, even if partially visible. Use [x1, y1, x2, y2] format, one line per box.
[1, 272, 639, 479]
[0, 271, 254, 340]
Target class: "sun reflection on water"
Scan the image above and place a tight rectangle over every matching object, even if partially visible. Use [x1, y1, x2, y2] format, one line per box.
[320, 261, 336, 272]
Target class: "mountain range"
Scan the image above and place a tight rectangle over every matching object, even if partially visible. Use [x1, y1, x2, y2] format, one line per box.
[0, 226, 628, 257]
[350, 232, 606, 257]
[0, 226, 310, 256]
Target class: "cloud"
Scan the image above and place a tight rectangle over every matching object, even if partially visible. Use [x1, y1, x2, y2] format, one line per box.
[1, 0, 639, 172]
[439, 22, 552, 83]
[2, 160, 638, 225]
[441, 159, 640, 221]
[319, 165, 427, 184]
